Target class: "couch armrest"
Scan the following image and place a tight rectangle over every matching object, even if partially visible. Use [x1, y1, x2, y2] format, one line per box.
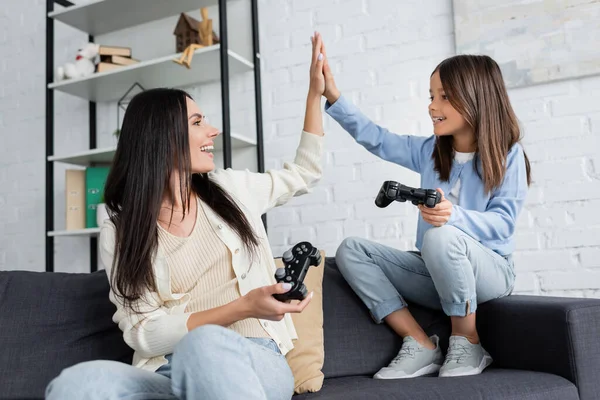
[477, 295, 600, 400]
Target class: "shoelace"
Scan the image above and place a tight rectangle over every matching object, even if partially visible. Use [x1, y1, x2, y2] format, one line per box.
[390, 343, 417, 364]
[444, 343, 471, 364]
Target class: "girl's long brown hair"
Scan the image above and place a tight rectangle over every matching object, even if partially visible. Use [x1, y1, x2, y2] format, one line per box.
[432, 55, 531, 193]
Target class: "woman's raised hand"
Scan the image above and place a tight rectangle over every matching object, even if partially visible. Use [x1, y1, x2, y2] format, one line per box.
[308, 31, 326, 98]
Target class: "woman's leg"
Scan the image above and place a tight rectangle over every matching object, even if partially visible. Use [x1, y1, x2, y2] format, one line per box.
[45, 359, 175, 400]
[170, 324, 294, 400]
[420, 225, 516, 377]
[335, 236, 445, 379]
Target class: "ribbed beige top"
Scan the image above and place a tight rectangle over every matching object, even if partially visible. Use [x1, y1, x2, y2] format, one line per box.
[157, 197, 268, 339]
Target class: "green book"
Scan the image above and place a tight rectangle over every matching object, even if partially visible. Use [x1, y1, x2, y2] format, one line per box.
[86, 167, 110, 228]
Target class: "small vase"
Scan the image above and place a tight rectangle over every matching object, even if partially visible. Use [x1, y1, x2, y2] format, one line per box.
[96, 203, 109, 227]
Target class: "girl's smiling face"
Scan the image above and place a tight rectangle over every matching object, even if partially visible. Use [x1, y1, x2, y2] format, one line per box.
[428, 71, 470, 138]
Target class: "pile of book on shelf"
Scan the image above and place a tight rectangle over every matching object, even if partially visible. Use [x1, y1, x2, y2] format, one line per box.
[65, 167, 110, 230]
[97, 45, 139, 73]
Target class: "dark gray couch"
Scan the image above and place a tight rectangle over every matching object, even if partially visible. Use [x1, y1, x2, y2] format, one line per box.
[1, 258, 600, 400]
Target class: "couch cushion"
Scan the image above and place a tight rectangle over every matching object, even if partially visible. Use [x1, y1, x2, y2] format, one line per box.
[0, 270, 133, 400]
[293, 369, 579, 400]
[321, 258, 451, 378]
[277, 251, 326, 394]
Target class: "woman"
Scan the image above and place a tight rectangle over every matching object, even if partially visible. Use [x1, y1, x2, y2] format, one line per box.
[45, 33, 328, 400]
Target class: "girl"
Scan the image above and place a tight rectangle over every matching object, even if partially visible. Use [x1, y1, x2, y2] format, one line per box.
[322, 50, 530, 379]
[45, 33, 328, 400]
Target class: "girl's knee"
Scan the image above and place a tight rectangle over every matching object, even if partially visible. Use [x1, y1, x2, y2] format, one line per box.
[422, 225, 463, 257]
[422, 226, 470, 277]
[335, 236, 370, 267]
[337, 236, 361, 256]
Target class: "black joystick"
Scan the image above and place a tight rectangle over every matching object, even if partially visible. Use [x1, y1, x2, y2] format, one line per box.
[375, 180, 442, 209]
[273, 241, 321, 302]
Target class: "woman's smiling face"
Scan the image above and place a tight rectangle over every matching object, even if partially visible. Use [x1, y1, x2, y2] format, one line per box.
[186, 97, 220, 173]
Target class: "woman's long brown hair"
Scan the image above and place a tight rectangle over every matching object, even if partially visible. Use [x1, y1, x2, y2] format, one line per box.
[103, 88, 259, 313]
[432, 55, 531, 193]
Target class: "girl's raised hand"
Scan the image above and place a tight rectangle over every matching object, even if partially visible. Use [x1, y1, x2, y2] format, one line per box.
[320, 39, 340, 104]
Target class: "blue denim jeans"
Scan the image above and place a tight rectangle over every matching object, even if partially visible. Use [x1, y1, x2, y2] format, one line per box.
[335, 225, 516, 321]
[45, 325, 294, 400]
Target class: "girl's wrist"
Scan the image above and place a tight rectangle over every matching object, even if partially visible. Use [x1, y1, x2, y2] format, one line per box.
[325, 89, 340, 105]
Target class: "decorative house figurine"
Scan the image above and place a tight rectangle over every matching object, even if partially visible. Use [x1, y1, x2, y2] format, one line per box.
[173, 8, 220, 68]
[173, 13, 202, 53]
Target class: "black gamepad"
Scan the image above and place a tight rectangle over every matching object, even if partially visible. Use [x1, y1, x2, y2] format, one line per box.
[273, 241, 321, 302]
[375, 180, 442, 209]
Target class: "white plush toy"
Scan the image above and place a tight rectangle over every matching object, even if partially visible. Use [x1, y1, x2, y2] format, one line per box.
[56, 42, 100, 81]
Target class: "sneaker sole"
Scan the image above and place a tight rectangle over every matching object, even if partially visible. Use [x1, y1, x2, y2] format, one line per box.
[439, 353, 493, 378]
[374, 363, 442, 380]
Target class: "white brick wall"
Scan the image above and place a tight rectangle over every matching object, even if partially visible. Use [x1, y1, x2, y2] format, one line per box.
[1, 0, 48, 272]
[258, 0, 600, 299]
[1, 0, 600, 300]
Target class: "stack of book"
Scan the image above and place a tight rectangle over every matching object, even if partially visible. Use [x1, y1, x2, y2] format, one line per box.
[65, 167, 110, 230]
[97, 45, 139, 73]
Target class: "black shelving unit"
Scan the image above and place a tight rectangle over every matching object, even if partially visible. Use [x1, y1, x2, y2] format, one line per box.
[45, 0, 265, 273]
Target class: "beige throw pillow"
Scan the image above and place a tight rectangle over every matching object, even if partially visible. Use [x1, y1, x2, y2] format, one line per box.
[275, 250, 325, 394]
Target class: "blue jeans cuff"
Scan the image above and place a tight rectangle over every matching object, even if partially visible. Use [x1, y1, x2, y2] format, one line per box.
[441, 295, 478, 317]
[371, 295, 407, 324]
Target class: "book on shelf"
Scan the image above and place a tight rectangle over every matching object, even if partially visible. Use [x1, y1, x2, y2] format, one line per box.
[64, 167, 111, 231]
[101, 54, 140, 66]
[85, 167, 110, 229]
[65, 169, 86, 230]
[97, 62, 124, 73]
[96, 47, 139, 73]
[98, 45, 132, 58]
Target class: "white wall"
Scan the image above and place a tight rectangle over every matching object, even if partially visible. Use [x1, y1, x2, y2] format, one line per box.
[258, 0, 600, 298]
[0, 0, 49, 272]
[1, 0, 599, 298]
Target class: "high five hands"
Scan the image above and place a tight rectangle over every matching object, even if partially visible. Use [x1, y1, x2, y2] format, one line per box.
[309, 32, 340, 104]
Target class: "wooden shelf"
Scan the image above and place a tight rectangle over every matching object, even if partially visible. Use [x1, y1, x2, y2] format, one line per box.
[48, 132, 257, 166]
[48, 146, 116, 165]
[48, 228, 101, 237]
[49, 0, 218, 36]
[48, 46, 253, 102]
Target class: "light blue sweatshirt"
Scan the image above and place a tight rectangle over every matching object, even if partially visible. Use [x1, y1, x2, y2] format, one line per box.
[325, 95, 529, 256]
